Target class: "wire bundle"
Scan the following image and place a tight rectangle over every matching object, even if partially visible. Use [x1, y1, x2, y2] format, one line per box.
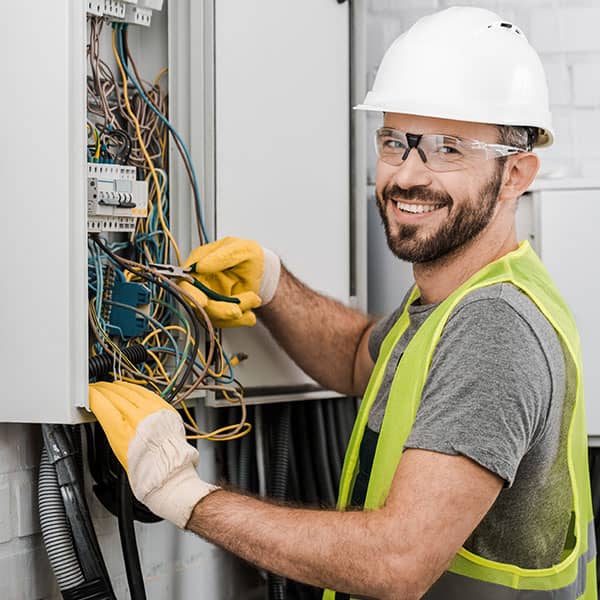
[86, 17, 248, 443]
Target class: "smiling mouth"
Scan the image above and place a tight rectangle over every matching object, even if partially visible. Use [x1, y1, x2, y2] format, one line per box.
[395, 201, 446, 214]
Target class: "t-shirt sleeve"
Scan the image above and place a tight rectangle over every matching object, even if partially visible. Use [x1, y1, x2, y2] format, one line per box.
[404, 298, 552, 486]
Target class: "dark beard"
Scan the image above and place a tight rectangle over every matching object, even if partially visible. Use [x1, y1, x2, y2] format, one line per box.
[376, 167, 503, 264]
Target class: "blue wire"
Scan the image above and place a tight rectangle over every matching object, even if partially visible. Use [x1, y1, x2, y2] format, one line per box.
[116, 29, 209, 243]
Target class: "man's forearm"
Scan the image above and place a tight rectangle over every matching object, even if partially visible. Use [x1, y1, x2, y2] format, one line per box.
[258, 265, 374, 395]
[187, 489, 407, 599]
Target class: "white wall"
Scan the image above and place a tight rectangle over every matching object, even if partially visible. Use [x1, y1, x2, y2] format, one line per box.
[367, 0, 600, 315]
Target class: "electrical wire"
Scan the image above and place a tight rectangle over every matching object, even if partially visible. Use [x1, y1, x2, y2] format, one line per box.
[120, 28, 209, 244]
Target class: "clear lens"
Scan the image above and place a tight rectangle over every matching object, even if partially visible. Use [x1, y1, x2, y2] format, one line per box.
[374, 128, 524, 172]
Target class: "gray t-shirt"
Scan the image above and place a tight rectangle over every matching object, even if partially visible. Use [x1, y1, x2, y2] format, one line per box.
[367, 283, 572, 569]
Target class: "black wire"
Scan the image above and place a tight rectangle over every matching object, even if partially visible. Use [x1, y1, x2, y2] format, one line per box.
[118, 469, 147, 600]
[90, 235, 202, 401]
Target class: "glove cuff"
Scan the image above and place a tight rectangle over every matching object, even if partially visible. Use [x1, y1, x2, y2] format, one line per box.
[145, 463, 220, 529]
[260, 247, 281, 305]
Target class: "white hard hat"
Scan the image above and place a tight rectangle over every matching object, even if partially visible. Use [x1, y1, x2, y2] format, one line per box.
[356, 7, 554, 147]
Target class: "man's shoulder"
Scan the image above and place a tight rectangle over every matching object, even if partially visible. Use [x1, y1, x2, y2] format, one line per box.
[449, 282, 561, 357]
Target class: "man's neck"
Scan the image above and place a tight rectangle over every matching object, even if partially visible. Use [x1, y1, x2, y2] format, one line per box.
[413, 227, 518, 305]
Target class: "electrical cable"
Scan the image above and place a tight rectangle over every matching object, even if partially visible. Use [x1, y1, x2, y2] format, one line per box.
[41, 425, 117, 599]
[90, 236, 206, 403]
[38, 447, 86, 593]
[293, 404, 319, 504]
[120, 28, 209, 243]
[323, 399, 343, 491]
[255, 405, 267, 497]
[118, 469, 147, 600]
[267, 403, 291, 600]
[227, 437, 240, 488]
[238, 429, 253, 492]
[308, 401, 336, 506]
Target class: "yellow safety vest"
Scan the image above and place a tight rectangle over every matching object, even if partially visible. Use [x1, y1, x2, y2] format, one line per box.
[323, 241, 597, 600]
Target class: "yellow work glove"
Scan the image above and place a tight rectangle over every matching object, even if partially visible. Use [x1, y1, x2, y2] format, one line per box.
[179, 236, 281, 328]
[89, 381, 219, 528]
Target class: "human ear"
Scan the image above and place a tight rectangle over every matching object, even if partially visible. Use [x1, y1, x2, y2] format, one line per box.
[497, 152, 540, 202]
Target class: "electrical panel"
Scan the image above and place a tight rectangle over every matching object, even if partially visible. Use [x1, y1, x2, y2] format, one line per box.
[0, 0, 359, 423]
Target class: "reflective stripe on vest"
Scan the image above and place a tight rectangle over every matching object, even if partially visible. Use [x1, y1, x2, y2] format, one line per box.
[323, 242, 597, 600]
[425, 521, 596, 599]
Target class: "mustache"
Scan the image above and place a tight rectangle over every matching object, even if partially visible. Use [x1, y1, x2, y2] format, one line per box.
[382, 184, 453, 208]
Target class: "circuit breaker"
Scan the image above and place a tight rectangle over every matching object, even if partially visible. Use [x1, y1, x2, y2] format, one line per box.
[0, 0, 358, 423]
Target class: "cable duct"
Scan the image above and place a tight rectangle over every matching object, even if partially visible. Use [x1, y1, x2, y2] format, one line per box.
[38, 447, 86, 592]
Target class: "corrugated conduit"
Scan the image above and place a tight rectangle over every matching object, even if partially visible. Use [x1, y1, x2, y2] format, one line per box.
[38, 447, 86, 591]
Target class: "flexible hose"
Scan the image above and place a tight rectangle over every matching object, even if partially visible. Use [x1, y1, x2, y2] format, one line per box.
[226, 437, 240, 488]
[323, 400, 342, 491]
[287, 424, 300, 502]
[268, 403, 291, 600]
[89, 343, 148, 379]
[309, 401, 336, 506]
[239, 430, 252, 492]
[118, 470, 147, 600]
[294, 403, 319, 504]
[38, 447, 86, 592]
[334, 398, 355, 458]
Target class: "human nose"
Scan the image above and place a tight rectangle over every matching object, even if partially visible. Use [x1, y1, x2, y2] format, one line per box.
[387, 146, 433, 189]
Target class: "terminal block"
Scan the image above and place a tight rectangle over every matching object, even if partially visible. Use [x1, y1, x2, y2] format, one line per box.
[102, 267, 151, 339]
[87, 163, 148, 232]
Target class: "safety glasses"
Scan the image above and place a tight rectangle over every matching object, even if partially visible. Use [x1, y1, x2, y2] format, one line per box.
[374, 127, 525, 172]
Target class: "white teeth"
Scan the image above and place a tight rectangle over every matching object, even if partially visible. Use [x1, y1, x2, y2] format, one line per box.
[396, 202, 442, 214]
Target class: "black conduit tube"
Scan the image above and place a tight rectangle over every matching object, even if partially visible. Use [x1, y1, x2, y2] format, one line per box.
[239, 431, 252, 492]
[335, 398, 356, 457]
[118, 470, 147, 600]
[268, 403, 291, 600]
[294, 404, 319, 504]
[89, 343, 149, 379]
[38, 447, 86, 592]
[324, 400, 343, 491]
[287, 424, 300, 502]
[227, 437, 240, 488]
[308, 401, 336, 506]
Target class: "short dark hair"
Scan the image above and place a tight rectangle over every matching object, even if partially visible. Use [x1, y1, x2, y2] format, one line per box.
[496, 125, 539, 151]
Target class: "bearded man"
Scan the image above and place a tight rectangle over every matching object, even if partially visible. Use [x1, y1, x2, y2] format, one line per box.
[91, 7, 596, 599]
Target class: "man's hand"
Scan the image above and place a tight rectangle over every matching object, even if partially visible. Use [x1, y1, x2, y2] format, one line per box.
[89, 381, 218, 528]
[179, 236, 281, 327]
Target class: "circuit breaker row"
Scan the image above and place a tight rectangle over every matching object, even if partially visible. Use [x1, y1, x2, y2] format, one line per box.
[86, 0, 163, 27]
[87, 163, 148, 232]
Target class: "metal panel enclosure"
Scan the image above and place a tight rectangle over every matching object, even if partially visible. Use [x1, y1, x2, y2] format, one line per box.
[0, 1, 88, 423]
[213, 0, 351, 398]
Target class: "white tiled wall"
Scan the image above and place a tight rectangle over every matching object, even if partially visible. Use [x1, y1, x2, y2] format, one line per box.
[366, 0, 600, 182]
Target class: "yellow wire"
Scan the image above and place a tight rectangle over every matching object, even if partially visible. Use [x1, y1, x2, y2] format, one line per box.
[146, 350, 172, 381]
[154, 67, 168, 87]
[180, 401, 200, 431]
[94, 128, 101, 159]
[112, 30, 182, 264]
[186, 422, 252, 441]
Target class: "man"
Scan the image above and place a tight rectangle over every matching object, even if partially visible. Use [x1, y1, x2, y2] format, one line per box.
[90, 7, 596, 599]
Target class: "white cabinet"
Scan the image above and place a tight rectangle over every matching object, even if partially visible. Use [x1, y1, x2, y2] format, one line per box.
[521, 180, 600, 437]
